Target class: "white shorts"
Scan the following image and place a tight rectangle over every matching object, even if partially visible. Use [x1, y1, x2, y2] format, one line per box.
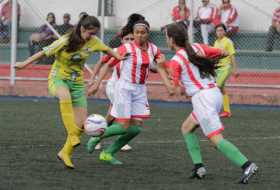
[111, 80, 150, 121]
[106, 80, 116, 104]
[191, 87, 224, 138]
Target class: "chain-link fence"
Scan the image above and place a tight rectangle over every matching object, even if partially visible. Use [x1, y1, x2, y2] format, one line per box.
[1, 0, 280, 89]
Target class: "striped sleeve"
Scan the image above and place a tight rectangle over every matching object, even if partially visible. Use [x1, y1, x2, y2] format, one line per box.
[108, 45, 127, 67]
[43, 35, 68, 57]
[169, 60, 182, 86]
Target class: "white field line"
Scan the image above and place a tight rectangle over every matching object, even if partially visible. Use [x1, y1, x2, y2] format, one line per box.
[1, 136, 280, 149]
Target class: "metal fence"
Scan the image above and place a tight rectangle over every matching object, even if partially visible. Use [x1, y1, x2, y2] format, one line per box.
[0, 0, 280, 89]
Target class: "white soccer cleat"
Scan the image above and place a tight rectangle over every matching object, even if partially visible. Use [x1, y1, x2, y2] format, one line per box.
[121, 144, 132, 151]
[94, 142, 102, 150]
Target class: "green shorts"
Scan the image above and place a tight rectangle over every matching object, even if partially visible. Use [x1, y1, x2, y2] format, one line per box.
[215, 65, 232, 88]
[48, 77, 87, 108]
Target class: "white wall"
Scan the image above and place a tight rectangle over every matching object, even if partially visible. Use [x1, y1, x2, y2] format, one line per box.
[2, 0, 279, 31]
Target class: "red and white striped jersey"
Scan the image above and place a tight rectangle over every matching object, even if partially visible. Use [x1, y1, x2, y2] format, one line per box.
[221, 5, 239, 27]
[169, 44, 222, 96]
[197, 3, 220, 25]
[101, 50, 121, 83]
[110, 42, 161, 84]
[272, 7, 280, 24]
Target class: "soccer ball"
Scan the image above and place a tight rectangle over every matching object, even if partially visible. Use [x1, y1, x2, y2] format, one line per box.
[84, 114, 107, 136]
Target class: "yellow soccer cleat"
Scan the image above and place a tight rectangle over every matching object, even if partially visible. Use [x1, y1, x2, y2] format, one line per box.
[57, 136, 75, 169]
[99, 151, 123, 165]
[57, 150, 74, 169]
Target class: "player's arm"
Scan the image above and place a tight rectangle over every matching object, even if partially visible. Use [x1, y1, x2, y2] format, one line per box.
[230, 54, 239, 77]
[227, 42, 239, 77]
[16, 35, 67, 69]
[88, 55, 112, 85]
[156, 54, 174, 96]
[15, 51, 45, 69]
[88, 57, 118, 96]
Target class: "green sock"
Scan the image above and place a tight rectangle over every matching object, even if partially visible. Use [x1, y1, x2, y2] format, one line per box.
[105, 125, 142, 155]
[183, 133, 203, 164]
[101, 122, 127, 139]
[217, 139, 248, 167]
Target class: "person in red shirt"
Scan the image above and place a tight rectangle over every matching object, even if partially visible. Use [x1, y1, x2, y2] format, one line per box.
[266, 4, 280, 51]
[0, 0, 21, 42]
[220, 0, 239, 36]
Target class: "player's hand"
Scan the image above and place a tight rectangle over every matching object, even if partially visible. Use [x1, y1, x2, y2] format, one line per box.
[87, 83, 100, 96]
[167, 84, 175, 96]
[156, 54, 166, 65]
[232, 71, 240, 78]
[14, 62, 28, 70]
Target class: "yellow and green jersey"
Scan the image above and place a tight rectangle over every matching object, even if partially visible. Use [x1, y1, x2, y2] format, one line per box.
[43, 35, 111, 82]
[214, 36, 236, 67]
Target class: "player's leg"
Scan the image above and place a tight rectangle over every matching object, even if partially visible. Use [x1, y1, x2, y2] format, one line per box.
[216, 65, 232, 117]
[49, 78, 82, 147]
[87, 82, 131, 153]
[181, 113, 205, 179]
[56, 81, 86, 168]
[209, 134, 258, 184]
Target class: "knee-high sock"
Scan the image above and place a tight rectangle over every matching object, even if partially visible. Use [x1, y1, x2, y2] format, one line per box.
[59, 100, 82, 146]
[105, 125, 142, 155]
[101, 122, 127, 139]
[217, 139, 248, 167]
[223, 94, 231, 113]
[183, 133, 203, 164]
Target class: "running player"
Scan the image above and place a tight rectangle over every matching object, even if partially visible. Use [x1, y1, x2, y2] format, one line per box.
[164, 23, 257, 184]
[89, 29, 135, 151]
[214, 24, 239, 118]
[15, 15, 124, 169]
[86, 20, 173, 165]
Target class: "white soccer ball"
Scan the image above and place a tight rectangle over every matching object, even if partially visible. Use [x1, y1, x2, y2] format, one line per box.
[84, 114, 107, 136]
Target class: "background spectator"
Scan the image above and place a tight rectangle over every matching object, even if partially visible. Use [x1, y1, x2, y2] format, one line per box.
[79, 12, 88, 20]
[171, 0, 190, 31]
[265, 5, 280, 51]
[28, 12, 57, 64]
[195, 0, 220, 44]
[220, 0, 239, 36]
[57, 13, 73, 35]
[0, 0, 20, 43]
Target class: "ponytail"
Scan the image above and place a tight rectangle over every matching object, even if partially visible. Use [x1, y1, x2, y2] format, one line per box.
[166, 24, 219, 78]
[66, 15, 100, 52]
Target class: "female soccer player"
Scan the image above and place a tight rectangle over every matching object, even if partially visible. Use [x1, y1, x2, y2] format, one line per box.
[89, 29, 135, 151]
[214, 24, 239, 118]
[164, 23, 257, 184]
[15, 15, 124, 169]
[86, 20, 173, 165]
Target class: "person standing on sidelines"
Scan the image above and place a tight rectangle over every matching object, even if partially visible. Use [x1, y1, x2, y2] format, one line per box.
[163, 23, 257, 184]
[15, 15, 124, 169]
[87, 20, 173, 165]
[214, 24, 239, 118]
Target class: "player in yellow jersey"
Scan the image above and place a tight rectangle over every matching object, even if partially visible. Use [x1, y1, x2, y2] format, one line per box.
[15, 15, 124, 169]
[214, 24, 239, 118]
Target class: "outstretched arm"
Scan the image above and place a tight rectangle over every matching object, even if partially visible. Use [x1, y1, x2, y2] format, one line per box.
[15, 51, 45, 69]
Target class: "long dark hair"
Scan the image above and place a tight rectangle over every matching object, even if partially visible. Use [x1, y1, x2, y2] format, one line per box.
[66, 15, 100, 52]
[166, 24, 219, 78]
[109, 13, 145, 48]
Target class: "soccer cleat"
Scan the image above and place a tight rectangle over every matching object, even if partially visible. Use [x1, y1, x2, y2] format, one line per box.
[121, 144, 132, 151]
[239, 163, 258, 184]
[190, 166, 206, 179]
[99, 151, 123, 165]
[57, 150, 74, 169]
[86, 137, 101, 153]
[219, 111, 232, 118]
[95, 142, 102, 150]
